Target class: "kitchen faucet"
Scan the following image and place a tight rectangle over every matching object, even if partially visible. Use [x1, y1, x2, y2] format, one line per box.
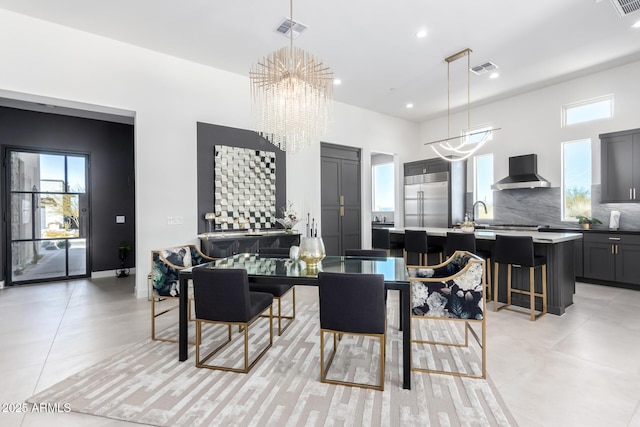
[471, 200, 487, 221]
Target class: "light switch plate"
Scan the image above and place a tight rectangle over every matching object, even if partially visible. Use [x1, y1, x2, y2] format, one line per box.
[116, 215, 125, 224]
[167, 216, 184, 225]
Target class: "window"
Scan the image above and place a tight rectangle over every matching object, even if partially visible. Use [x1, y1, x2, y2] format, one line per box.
[562, 139, 592, 221]
[372, 163, 394, 212]
[562, 95, 613, 127]
[473, 154, 494, 219]
[463, 125, 495, 145]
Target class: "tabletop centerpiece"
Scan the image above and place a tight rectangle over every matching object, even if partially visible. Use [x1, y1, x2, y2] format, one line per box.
[299, 236, 326, 273]
[275, 201, 300, 233]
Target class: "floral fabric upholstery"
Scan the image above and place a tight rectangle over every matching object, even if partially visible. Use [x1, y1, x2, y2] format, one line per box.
[152, 245, 213, 297]
[408, 252, 484, 320]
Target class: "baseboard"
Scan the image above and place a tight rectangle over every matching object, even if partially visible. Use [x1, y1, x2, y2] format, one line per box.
[91, 268, 137, 279]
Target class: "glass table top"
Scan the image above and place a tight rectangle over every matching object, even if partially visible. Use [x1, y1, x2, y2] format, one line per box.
[183, 253, 409, 284]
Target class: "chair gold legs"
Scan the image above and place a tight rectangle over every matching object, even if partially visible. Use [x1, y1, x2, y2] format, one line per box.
[151, 296, 195, 343]
[411, 317, 486, 379]
[320, 329, 386, 391]
[195, 306, 273, 373]
[261, 287, 296, 336]
[277, 287, 296, 336]
[493, 262, 547, 320]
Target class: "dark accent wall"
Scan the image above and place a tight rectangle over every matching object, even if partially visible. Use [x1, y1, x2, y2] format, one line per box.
[0, 106, 135, 277]
[196, 122, 286, 233]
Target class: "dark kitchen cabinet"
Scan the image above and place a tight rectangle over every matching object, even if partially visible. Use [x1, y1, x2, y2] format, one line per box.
[574, 238, 583, 277]
[403, 158, 449, 177]
[583, 233, 640, 285]
[600, 128, 640, 202]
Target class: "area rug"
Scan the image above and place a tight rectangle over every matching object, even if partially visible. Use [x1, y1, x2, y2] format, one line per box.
[28, 295, 517, 426]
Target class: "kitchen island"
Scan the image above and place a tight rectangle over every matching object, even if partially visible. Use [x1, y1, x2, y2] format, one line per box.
[389, 227, 583, 315]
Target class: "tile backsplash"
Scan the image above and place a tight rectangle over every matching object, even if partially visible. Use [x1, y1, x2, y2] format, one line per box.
[466, 185, 640, 230]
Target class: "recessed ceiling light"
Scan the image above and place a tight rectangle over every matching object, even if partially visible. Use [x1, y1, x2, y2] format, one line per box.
[415, 30, 427, 38]
[632, 20, 640, 29]
[489, 72, 500, 79]
[333, 78, 342, 85]
[406, 103, 414, 109]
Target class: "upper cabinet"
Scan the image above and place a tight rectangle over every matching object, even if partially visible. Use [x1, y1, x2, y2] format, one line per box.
[600, 128, 640, 203]
[403, 158, 449, 177]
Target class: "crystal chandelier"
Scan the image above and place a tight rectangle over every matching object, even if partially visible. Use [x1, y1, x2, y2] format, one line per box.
[424, 48, 499, 161]
[249, 0, 334, 153]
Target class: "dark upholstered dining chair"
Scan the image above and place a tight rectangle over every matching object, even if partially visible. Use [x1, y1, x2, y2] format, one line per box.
[191, 267, 273, 373]
[318, 271, 387, 391]
[250, 247, 296, 335]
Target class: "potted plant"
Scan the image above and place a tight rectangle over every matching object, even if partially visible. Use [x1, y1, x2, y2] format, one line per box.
[575, 215, 602, 230]
[117, 241, 132, 278]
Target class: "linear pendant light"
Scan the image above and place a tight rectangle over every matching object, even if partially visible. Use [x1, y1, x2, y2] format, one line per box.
[424, 48, 500, 161]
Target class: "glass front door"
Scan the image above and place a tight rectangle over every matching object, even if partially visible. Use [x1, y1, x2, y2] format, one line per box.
[7, 150, 89, 284]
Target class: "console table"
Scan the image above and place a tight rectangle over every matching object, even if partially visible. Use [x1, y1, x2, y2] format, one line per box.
[198, 231, 301, 258]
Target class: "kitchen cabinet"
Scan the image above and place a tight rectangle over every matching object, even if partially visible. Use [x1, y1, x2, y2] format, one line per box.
[574, 238, 583, 277]
[583, 233, 640, 285]
[600, 128, 640, 202]
[403, 158, 449, 177]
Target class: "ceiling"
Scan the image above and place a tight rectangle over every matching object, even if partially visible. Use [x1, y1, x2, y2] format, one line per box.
[1, 0, 639, 123]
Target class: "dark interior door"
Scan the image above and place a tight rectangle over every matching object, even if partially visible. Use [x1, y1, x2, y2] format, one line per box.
[320, 143, 361, 255]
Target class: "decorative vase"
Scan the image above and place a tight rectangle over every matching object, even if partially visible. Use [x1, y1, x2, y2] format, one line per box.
[204, 213, 216, 233]
[289, 245, 300, 260]
[581, 223, 591, 230]
[276, 218, 299, 234]
[299, 237, 326, 270]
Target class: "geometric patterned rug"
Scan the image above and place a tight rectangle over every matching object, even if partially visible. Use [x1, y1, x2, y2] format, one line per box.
[27, 294, 517, 427]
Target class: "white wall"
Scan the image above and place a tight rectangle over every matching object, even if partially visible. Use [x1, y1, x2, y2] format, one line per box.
[0, 9, 418, 297]
[419, 60, 640, 191]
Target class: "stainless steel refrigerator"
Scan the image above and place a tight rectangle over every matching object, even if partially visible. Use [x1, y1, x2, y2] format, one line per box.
[403, 161, 465, 228]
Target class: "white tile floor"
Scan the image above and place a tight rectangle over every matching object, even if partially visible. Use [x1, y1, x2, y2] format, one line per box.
[0, 276, 639, 426]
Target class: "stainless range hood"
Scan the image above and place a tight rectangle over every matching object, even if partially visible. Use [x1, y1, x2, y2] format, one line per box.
[491, 154, 551, 190]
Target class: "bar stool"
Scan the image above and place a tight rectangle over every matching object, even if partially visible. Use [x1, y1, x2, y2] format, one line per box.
[445, 231, 492, 300]
[372, 228, 403, 256]
[403, 229, 443, 265]
[492, 235, 547, 321]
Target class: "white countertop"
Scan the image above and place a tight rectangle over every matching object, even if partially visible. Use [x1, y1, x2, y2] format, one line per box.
[388, 227, 583, 244]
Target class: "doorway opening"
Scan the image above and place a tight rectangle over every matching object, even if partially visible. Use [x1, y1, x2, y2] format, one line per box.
[371, 152, 396, 226]
[5, 149, 90, 284]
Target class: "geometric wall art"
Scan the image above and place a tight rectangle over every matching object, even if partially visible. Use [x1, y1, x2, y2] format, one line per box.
[213, 145, 276, 230]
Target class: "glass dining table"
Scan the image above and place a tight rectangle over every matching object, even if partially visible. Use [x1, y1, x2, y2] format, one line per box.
[178, 253, 413, 389]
